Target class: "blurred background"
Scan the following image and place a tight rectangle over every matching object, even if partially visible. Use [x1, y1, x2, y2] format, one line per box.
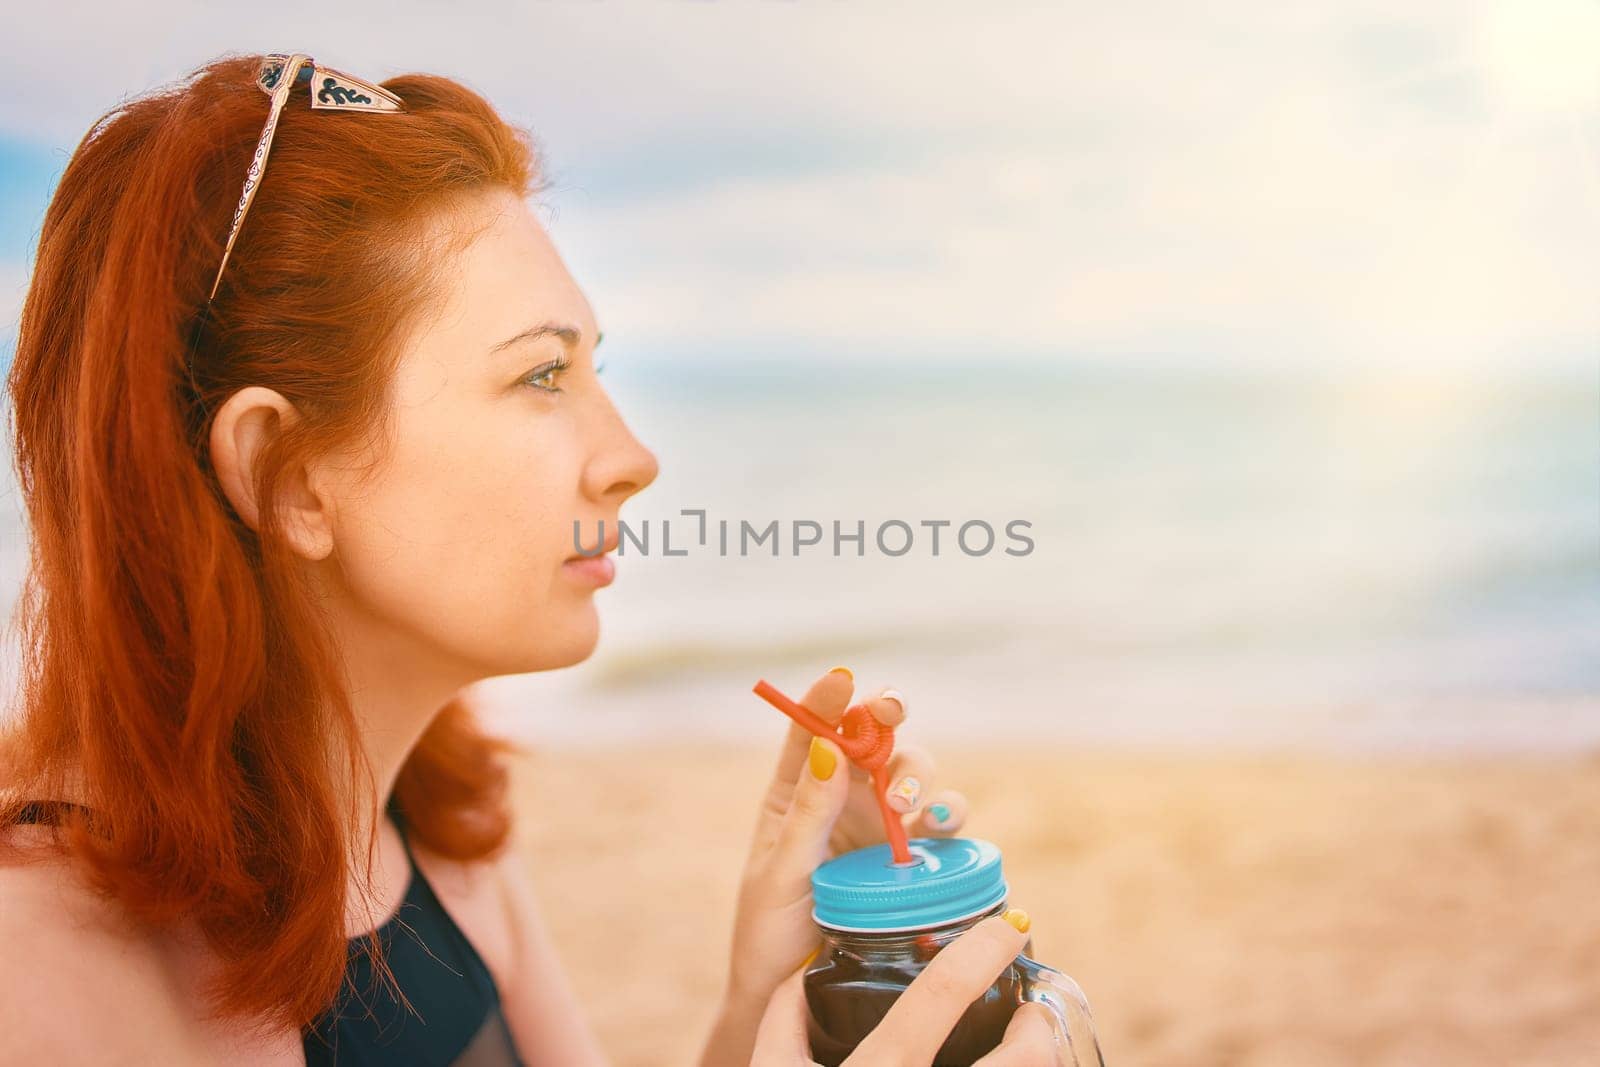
[2, 3, 1597, 1064]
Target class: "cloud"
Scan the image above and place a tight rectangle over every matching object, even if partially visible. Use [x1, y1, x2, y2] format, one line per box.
[0, 0, 1594, 371]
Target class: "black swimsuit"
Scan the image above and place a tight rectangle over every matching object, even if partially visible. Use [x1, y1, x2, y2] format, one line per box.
[5, 799, 527, 1066]
[303, 802, 527, 1066]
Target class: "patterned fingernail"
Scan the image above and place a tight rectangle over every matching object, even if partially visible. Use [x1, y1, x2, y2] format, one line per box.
[1002, 907, 1031, 933]
[887, 775, 922, 813]
[828, 665, 853, 682]
[928, 802, 952, 826]
[809, 737, 837, 781]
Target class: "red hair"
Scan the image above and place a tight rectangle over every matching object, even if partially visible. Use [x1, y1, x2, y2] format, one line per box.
[1, 52, 546, 1030]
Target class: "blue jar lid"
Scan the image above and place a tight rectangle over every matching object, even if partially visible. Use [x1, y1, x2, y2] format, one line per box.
[811, 836, 1008, 932]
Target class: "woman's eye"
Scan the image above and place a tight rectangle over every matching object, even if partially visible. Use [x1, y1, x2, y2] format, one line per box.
[521, 357, 571, 393]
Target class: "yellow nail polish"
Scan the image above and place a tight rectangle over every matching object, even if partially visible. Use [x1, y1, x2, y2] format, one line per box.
[1002, 907, 1031, 934]
[809, 737, 837, 781]
[801, 946, 821, 969]
[827, 665, 853, 682]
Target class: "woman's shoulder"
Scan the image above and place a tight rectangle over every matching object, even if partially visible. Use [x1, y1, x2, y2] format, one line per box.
[0, 838, 203, 1061]
[0, 836, 301, 1065]
[0, 828, 162, 970]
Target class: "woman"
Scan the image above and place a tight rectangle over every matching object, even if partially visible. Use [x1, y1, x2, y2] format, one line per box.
[0, 52, 1060, 1065]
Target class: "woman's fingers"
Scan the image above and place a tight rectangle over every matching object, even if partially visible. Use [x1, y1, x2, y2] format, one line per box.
[864, 686, 907, 727]
[911, 787, 969, 836]
[883, 740, 935, 814]
[842, 685, 909, 783]
[767, 668, 855, 790]
[763, 737, 852, 891]
[846, 911, 1032, 1067]
[749, 963, 818, 1066]
[750, 669, 856, 855]
[971, 1002, 1066, 1066]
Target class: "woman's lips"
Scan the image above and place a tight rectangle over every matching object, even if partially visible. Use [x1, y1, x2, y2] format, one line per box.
[564, 527, 619, 586]
[562, 553, 615, 586]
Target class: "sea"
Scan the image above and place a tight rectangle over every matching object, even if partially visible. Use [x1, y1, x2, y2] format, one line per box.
[3, 357, 1596, 755]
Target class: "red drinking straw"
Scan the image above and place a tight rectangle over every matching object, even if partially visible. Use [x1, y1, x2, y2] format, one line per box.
[753, 678, 913, 864]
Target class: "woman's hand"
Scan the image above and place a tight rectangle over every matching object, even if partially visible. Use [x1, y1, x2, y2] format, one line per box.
[697, 667, 973, 1067]
[750, 909, 1066, 1066]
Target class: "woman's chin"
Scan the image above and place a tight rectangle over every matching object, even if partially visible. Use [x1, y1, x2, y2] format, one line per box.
[462, 600, 602, 678]
[524, 613, 601, 672]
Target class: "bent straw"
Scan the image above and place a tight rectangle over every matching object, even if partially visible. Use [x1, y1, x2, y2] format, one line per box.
[753, 678, 913, 864]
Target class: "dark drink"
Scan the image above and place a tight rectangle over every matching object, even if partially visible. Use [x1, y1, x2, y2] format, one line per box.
[804, 837, 1104, 1067]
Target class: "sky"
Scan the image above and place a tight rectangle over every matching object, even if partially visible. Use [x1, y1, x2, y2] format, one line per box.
[0, 0, 1596, 375]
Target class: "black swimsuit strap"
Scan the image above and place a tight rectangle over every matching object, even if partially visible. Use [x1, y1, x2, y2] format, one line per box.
[9, 799, 85, 825]
[388, 800, 420, 871]
[304, 799, 525, 1066]
[383, 809, 497, 978]
[4, 798, 96, 828]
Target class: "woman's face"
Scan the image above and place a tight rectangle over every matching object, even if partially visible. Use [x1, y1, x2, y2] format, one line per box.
[318, 186, 659, 678]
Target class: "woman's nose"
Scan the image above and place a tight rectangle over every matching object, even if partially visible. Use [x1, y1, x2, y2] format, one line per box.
[586, 409, 660, 504]
[617, 437, 660, 501]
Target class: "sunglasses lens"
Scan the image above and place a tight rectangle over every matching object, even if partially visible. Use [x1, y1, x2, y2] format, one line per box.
[257, 55, 314, 93]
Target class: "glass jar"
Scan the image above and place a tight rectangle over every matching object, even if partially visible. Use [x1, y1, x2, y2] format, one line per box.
[804, 836, 1104, 1066]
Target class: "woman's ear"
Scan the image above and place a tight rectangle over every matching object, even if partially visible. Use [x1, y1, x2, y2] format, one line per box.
[209, 385, 334, 561]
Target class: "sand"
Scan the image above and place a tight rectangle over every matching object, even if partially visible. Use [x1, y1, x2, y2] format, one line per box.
[510, 743, 1600, 1066]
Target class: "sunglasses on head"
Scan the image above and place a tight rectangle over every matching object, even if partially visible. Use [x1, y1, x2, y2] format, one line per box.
[206, 52, 405, 305]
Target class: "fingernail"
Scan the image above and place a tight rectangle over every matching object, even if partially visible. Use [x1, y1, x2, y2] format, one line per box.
[827, 665, 853, 682]
[809, 737, 837, 781]
[880, 688, 906, 715]
[801, 945, 821, 969]
[928, 802, 951, 826]
[1002, 907, 1031, 934]
[887, 775, 921, 813]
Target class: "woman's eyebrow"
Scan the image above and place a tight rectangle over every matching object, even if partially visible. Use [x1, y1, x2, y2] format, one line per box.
[490, 322, 604, 353]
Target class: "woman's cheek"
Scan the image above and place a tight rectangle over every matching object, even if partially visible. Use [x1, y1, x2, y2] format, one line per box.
[326, 468, 489, 638]
[423, 501, 584, 665]
[335, 502, 453, 613]
[332, 416, 592, 667]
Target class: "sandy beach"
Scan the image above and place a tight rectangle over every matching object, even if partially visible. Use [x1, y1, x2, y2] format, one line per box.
[511, 743, 1600, 1066]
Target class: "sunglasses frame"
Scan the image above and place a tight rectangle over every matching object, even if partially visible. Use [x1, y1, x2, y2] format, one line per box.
[205, 52, 404, 304]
